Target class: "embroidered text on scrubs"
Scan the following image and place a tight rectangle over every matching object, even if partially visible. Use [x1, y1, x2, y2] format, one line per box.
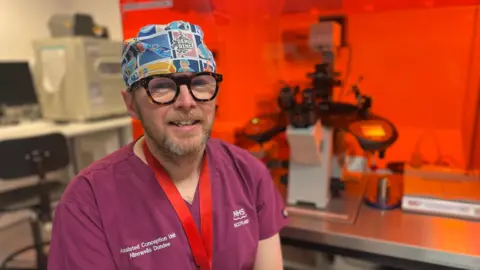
[233, 208, 250, 228]
[120, 233, 177, 259]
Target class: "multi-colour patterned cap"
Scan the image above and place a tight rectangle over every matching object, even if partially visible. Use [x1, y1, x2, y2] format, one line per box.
[121, 20, 217, 88]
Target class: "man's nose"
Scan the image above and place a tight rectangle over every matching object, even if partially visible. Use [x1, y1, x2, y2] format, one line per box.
[173, 85, 196, 109]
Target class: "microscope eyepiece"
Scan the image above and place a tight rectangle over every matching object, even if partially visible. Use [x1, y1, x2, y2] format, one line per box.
[278, 86, 295, 110]
[302, 88, 315, 106]
[300, 89, 317, 127]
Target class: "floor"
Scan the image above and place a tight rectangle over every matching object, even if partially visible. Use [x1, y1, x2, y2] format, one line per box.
[0, 211, 46, 269]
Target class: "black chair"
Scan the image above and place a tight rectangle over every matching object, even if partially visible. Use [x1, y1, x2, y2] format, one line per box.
[0, 133, 70, 270]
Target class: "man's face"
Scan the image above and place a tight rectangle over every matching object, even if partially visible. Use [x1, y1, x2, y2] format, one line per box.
[122, 73, 216, 157]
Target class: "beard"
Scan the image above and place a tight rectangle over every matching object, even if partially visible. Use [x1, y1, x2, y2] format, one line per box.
[137, 108, 213, 159]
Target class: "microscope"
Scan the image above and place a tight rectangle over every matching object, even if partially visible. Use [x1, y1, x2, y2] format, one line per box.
[280, 80, 345, 208]
[237, 19, 399, 211]
[281, 75, 400, 210]
[281, 21, 343, 209]
[282, 20, 398, 210]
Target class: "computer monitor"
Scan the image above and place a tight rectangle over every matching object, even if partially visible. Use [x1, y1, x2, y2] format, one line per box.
[0, 62, 38, 106]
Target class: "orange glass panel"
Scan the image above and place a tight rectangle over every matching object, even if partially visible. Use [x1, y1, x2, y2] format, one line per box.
[120, 0, 480, 170]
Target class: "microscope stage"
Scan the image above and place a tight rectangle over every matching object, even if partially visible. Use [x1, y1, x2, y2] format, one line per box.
[286, 180, 366, 225]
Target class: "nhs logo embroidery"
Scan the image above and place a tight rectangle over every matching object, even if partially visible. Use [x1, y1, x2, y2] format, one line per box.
[233, 208, 249, 228]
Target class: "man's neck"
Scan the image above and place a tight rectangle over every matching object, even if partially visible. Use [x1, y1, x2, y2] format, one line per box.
[134, 136, 205, 182]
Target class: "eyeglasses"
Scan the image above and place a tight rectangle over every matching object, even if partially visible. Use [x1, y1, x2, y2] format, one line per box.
[129, 72, 223, 105]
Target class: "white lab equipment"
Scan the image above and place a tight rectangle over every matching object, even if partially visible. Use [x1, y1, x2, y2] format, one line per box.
[286, 120, 338, 208]
[32, 37, 127, 122]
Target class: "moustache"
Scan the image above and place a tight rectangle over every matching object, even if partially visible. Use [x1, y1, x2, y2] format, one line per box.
[166, 111, 204, 122]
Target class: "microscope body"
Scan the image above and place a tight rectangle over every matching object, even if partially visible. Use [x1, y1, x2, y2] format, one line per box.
[281, 20, 346, 209]
[287, 120, 335, 209]
[278, 48, 344, 209]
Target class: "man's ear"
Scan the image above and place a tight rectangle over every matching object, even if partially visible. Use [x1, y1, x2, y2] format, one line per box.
[121, 90, 139, 120]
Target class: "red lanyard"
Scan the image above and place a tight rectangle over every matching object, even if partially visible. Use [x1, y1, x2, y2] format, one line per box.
[142, 141, 213, 269]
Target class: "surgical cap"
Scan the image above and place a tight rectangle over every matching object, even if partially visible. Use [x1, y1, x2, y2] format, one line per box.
[121, 20, 217, 88]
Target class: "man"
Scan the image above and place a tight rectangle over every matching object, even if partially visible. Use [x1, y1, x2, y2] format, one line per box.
[48, 20, 288, 270]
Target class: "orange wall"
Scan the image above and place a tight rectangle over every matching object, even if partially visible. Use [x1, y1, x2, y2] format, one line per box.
[122, 1, 480, 170]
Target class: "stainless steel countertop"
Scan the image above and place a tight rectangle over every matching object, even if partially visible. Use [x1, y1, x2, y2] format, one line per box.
[281, 202, 480, 269]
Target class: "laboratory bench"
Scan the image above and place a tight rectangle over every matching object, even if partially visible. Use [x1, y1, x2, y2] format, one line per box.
[280, 190, 480, 270]
[0, 116, 132, 141]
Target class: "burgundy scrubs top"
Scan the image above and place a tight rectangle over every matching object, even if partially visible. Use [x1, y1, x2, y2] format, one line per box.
[48, 138, 289, 270]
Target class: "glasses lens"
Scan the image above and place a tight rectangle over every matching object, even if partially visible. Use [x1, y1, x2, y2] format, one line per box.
[148, 77, 177, 103]
[191, 75, 217, 100]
